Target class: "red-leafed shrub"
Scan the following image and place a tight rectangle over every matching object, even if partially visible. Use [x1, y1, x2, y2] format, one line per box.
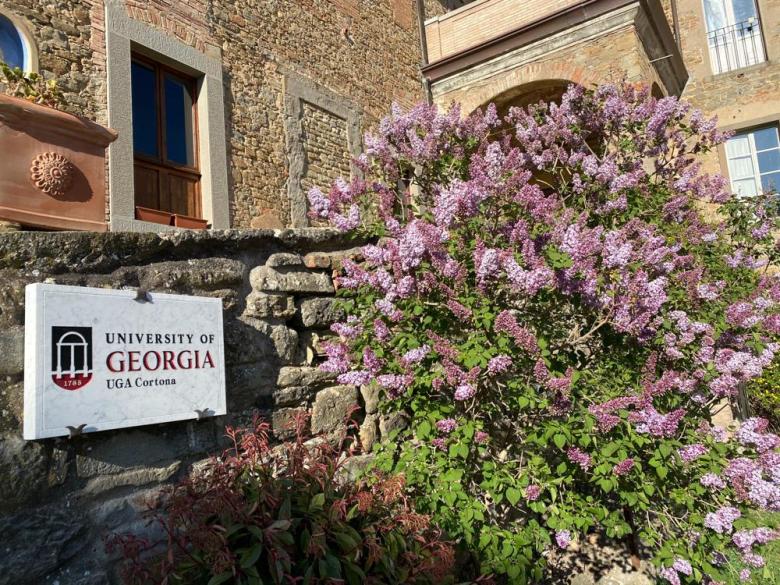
[107, 415, 457, 585]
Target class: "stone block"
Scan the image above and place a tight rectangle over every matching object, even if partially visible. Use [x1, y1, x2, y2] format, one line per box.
[75, 427, 216, 479]
[0, 272, 28, 327]
[380, 411, 409, 438]
[0, 503, 87, 585]
[297, 297, 344, 328]
[273, 385, 316, 406]
[266, 252, 303, 267]
[0, 327, 24, 376]
[0, 434, 48, 513]
[359, 414, 378, 451]
[197, 288, 240, 313]
[250, 265, 333, 294]
[244, 290, 296, 319]
[339, 454, 374, 482]
[224, 317, 299, 365]
[139, 258, 245, 292]
[299, 330, 336, 364]
[303, 252, 332, 269]
[82, 462, 181, 496]
[276, 366, 336, 388]
[311, 385, 358, 434]
[0, 381, 23, 434]
[360, 384, 380, 414]
[227, 362, 277, 410]
[272, 407, 308, 439]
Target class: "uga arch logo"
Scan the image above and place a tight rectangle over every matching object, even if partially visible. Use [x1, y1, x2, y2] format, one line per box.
[51, 326, 93, 390]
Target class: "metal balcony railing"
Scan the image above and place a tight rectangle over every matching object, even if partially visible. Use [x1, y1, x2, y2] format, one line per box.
[707, 18, 766, 75]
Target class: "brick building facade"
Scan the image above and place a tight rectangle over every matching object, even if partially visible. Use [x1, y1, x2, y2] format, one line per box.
[0, 0, 455, 231]
[422, 0, 780, 198]
[0, 0, 778, 231]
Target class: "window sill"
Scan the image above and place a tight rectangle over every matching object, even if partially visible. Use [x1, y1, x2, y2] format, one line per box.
[110, 216, 188, 233]
[705, 59, 771, 82]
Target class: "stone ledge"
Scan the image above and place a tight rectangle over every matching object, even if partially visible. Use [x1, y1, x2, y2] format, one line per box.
[0, 228, 363, 273]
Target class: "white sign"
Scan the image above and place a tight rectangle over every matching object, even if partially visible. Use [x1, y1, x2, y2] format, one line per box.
[24, 284, 226, 439]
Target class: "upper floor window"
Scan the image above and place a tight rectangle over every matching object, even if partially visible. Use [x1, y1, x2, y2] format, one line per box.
[0, 13, 32, 71]
[703, 0, 765, 74]
[726, 125, 780, 196]
[131, 55, 201, 222]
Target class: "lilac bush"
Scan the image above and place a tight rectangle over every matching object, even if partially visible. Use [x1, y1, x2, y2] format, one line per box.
[309, 84, 780, 583]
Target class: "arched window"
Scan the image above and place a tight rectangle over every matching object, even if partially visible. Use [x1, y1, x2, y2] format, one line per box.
[0, 12, 35, 71]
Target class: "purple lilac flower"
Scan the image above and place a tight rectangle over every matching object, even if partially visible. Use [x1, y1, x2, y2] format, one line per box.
[331, 317, 363, 340]
[374, 299, 403, 322]
[629, 406, 685, 438]
[337, 370, 371, 385]
[672, 558, 692, 576]
[320, 342, 351, 374]
[373, 319, 391, 342]
[743, 552, 765, 568]
[400, 344, 431, 366]
[566, 447, 593, 471]
[376, 374, 412, 398]
[475, 431, 489, 444]
[307, 187, 330, 218]
[454, 383, 476, 401]
[678, 443, 708, 463]
[487, 355, 513, 376]
[704, 506, 741, 534]
[739, 568, 751, 582]
[431, 438, 446, 450]
[700, 473, 726, 489]
[363, 347, 383, 374]
[696, 282, 722, 301]
[736, 418, 780, 453]
[447, 300, 472, 320]
[733, 528, 778, 552]
[494, 310, 538, 353]
[659, 567, 680, 585]
[525, 485, 542, 501]
[612, 458, 634, 476]
[555, 530, 572, 549]
[331, 204, 361, 231]
[436, 418, 457, 434]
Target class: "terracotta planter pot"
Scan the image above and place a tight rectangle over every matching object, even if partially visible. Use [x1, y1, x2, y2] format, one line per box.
[0, 94, 117, 231]
[173, 214, 209, 230]
[135, 206, 174, 226]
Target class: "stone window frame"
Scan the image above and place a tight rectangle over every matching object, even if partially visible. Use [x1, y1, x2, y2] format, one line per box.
[0, 9, 38, 73]
[716, 113, 780, 196]
[104, 0, 229, 232]
[284, 71, 362, 227]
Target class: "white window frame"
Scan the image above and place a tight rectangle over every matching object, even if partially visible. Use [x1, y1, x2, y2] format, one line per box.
[104, 0, 229, 232]
[702, 0, 765, 74]
[726, 125, 780, 196]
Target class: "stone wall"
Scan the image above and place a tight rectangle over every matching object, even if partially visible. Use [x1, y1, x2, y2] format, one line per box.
[0, 0, 453, 229]
[0, 228, 385, 585]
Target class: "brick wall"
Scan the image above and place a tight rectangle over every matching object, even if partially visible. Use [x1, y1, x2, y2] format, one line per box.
[0, 228, 393, 585]
[301, 102, 351, 206]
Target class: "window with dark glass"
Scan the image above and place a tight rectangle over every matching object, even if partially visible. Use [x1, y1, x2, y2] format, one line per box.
[0, 13, 26, 70]
[726, 125, 780, 196]
[131, 55, 200, 219]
